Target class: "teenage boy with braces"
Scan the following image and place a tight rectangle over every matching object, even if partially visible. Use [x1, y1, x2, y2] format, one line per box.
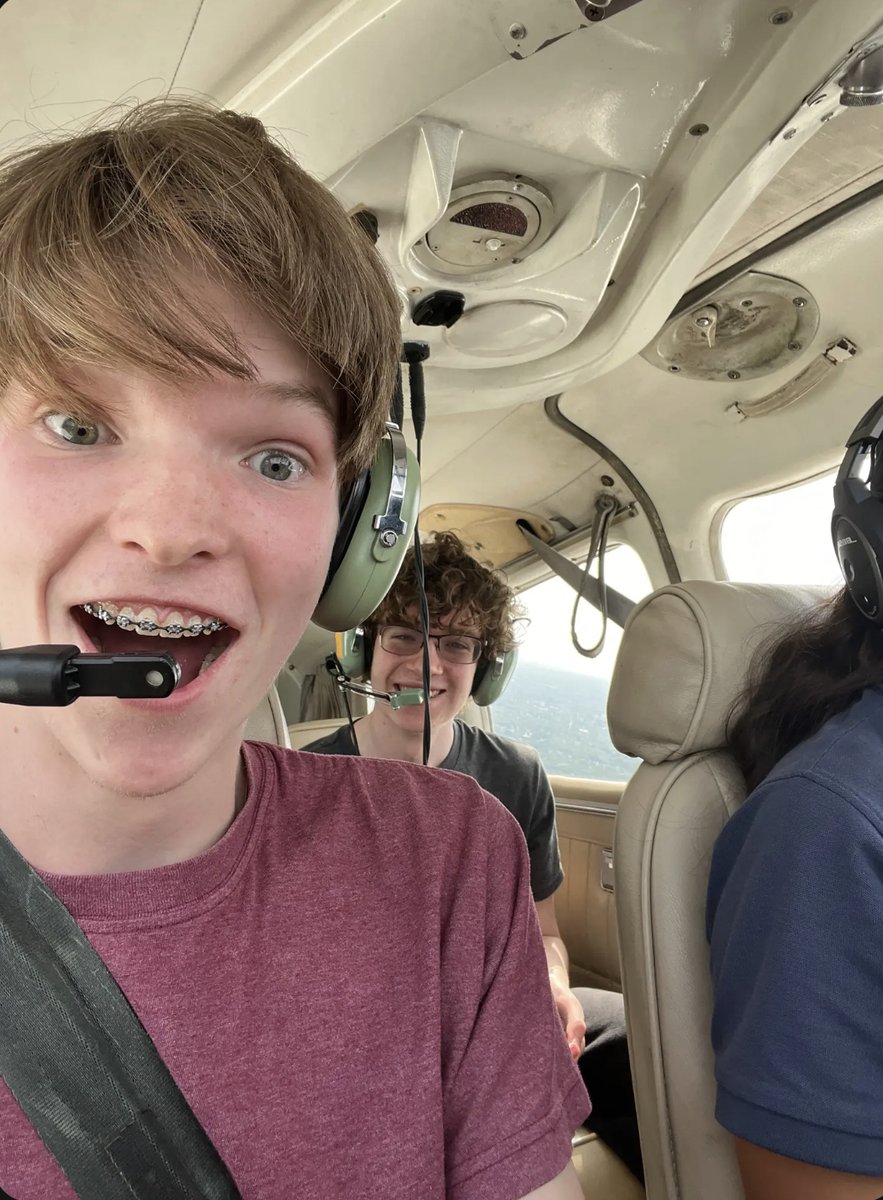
[0, 101, 587, 1198]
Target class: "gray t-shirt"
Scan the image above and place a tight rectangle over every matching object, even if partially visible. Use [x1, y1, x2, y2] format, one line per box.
[302, 720, 563, 902]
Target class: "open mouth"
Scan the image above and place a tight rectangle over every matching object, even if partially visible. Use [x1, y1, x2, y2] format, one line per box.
[73, 601, 239, 689]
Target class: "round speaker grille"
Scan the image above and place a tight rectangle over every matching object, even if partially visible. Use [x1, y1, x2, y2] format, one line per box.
[414, 177, 552, 276]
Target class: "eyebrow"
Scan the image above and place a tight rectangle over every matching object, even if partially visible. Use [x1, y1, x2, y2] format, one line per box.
[252, 381, 338, 422]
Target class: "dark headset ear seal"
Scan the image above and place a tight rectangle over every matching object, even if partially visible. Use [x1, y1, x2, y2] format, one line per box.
[322, 470, 371, 591]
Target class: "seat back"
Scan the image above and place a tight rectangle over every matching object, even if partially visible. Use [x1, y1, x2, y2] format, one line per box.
[244, 688, 291, 748]
[288, 716, 348, 749]
[606, 580, 829, 1200]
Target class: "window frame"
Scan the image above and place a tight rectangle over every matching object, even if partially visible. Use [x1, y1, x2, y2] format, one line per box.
[710, 465, 840, 583]
[490, 539, 652, 782]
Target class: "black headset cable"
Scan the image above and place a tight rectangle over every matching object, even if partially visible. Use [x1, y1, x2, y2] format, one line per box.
[403, 342, 431, 767]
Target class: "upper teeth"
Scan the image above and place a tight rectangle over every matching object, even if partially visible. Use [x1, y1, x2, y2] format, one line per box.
[81, 602, 227, 638]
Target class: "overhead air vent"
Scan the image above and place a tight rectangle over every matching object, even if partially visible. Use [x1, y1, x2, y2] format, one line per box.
[414, 177, 553, 276]
[444, 301, 568, 357]
[642, 271, 820, 381]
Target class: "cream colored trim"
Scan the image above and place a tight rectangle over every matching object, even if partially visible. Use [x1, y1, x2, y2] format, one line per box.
[549, 776, 626, 803]
[555, 801, 618, 817]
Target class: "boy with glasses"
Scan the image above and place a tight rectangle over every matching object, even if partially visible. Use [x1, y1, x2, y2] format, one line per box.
[305, 531, 643, 1182]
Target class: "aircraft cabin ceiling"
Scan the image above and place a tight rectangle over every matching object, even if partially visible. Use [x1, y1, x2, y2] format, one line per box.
[3, 0, 883, 579]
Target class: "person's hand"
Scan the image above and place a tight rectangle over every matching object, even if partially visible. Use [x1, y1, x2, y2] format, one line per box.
[549, 978, 586, 1060]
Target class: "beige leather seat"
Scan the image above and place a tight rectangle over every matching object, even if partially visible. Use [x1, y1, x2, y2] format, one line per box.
[244, 689, 291, 747]
[606, 580, 829, 1200]
[287, 716, 348, 749]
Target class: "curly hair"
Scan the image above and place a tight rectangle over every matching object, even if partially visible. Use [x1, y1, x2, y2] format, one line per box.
[368, 531, 524, 661]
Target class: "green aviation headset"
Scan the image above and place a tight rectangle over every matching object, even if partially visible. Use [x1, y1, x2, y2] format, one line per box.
[333, 623, 518, 708]
[312, 416, 515, 708]
[312, 425, 421, 632]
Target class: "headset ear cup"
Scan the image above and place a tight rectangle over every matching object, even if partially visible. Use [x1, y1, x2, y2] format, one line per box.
[312, 432, 421, 632]
[334, 629, 368, 678]
[833, 514, 883, 621]
[833, 397, 883, 623]
[471, 648, 518, 707]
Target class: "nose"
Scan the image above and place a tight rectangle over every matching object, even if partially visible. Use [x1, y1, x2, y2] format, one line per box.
[106, 451, 233, 567]
[425, 636, 445, 672]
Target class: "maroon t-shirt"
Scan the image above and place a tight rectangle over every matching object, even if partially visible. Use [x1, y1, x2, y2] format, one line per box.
[0, 742, 587, 1199]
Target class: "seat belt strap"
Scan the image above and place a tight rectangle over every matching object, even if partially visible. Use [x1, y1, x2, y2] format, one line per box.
[0, 828, 242, 1199]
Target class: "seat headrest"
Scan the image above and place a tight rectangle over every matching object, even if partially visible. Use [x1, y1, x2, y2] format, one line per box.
[607, 580, 833, 764]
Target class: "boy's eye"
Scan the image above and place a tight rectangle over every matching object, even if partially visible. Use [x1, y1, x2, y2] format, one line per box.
[245, 449, 307, 484]
[44, 413, 103, 445]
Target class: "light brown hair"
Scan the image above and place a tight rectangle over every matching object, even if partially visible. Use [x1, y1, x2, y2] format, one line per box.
[369, 530, 524, 661]
[0, 99, 401, 481]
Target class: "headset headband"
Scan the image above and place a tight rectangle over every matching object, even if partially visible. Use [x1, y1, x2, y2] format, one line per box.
[844, 398, 883, 450]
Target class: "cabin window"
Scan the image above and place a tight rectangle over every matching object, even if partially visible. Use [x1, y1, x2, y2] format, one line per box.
[719, 470, 840, 585]
[492, 544, 652, 781]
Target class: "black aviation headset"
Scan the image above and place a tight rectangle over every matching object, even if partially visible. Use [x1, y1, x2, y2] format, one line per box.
[333, 619, 518, 708]
[832, 395, 883, 622]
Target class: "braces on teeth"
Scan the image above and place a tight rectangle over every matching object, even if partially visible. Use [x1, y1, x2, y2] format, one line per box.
[81, 603, 226, 637]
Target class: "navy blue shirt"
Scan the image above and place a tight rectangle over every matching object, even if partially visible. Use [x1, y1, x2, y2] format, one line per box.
[707, 686, 883, 1173]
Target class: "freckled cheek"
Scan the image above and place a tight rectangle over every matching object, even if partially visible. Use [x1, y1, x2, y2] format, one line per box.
[0, 465, 92, 642]
[0, 465, 94, 577]
[255, 495, 339, 612]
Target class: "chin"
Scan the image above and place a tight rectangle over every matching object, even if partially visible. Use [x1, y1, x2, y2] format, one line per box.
[90, 740, 207, 799]
[46, 703, 237, 798]
[95, 759, 202, 800]
[394, 699, 458, 731]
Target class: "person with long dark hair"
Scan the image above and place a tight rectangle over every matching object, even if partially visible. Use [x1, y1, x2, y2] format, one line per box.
[707, 398, 883, 1199]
